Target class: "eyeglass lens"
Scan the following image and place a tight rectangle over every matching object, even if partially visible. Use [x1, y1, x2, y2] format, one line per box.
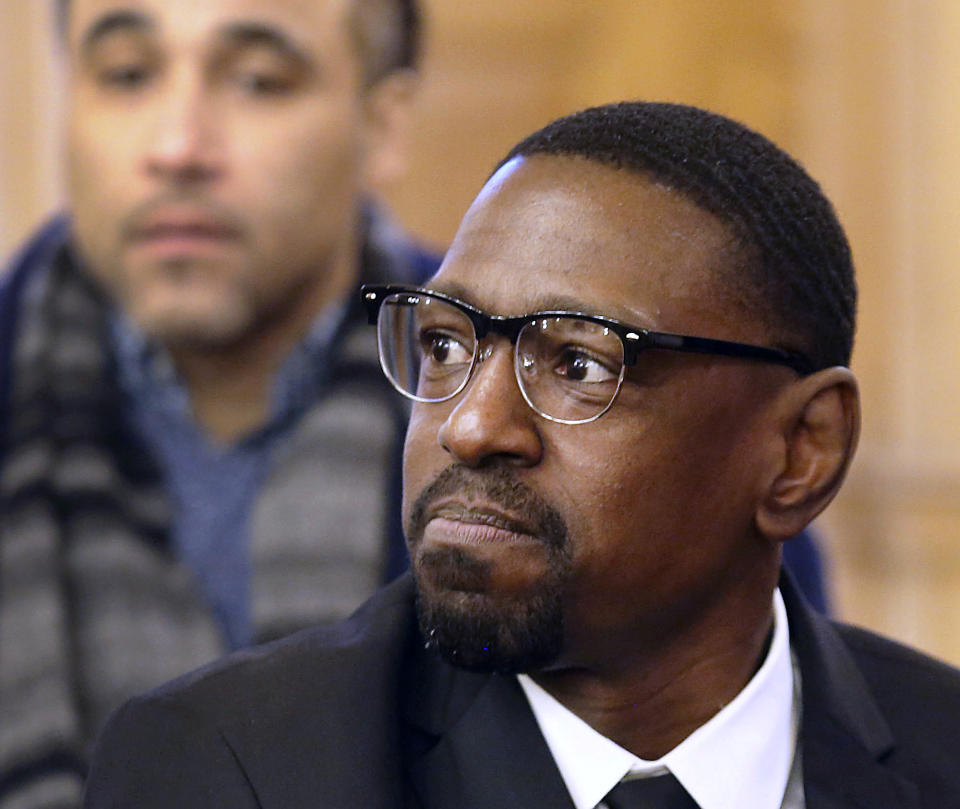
[376, 292, 627, 424]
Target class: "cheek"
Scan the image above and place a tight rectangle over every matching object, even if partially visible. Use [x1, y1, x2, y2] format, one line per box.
[238, 113, 364, 218]
[240, 130, 365, 272]
[400, 406, 446, 527]
[67, 123, 112, 209]
[547, 426, 657, 513]
[544, 424, 729, 563]
[66, 117, 137, 266]
[552, 447, 702, 610]
[67, 99, 138, 191]
[543, 440, 645, 565]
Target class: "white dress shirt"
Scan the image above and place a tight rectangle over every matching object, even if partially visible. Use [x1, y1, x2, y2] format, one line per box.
[517, 589, 803, 809]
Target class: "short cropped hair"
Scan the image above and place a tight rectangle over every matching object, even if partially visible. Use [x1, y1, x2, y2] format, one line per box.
[502, 102, 857, 370]
[53, 0, 421, 85]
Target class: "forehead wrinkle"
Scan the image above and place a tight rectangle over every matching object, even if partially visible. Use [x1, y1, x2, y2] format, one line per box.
[78, 8, 153, 56]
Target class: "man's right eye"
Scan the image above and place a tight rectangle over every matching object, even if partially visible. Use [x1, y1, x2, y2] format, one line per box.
[422, 332, 472, 365]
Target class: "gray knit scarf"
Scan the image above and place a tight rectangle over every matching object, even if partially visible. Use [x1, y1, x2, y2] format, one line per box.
[0, 241, 410, 808]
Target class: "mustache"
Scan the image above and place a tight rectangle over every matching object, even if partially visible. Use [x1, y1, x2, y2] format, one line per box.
[118, 191, 246, 242]
[406, 463, 568, 550]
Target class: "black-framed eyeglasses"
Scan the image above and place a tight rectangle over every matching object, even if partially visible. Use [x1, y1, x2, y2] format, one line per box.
[362, 284, 813, 425]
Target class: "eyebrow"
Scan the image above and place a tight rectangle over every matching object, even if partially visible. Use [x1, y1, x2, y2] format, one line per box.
[78, 13, 311, 69]
[79, 9, 154, 57]
[215, 21, 312, 67]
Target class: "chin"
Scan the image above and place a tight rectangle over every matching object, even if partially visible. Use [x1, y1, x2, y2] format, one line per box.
[132, 296, 255, 350]
[413, 547, 569, 674]
[415, 585, 566, 674]
[118, 260, 254, 343]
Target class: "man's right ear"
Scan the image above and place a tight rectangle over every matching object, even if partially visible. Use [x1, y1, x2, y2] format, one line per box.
[755, 367, 860, 542]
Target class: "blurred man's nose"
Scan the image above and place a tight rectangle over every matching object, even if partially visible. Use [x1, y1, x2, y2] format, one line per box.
[142, 74, 224, 184]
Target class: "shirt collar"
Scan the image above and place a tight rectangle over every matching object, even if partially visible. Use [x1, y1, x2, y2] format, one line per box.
[517, 588, 797, 809]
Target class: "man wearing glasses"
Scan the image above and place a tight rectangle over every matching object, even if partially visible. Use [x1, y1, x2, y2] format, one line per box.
[85, 102, 960, 808]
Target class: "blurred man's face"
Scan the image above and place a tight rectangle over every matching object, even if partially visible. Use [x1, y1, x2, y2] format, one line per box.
[66, 0, 398, 349]
[402, 156, 792, 675]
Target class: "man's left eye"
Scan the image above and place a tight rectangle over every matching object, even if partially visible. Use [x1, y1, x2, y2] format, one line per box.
[235, 72, 294, 95]
[555, 349, 618, 383]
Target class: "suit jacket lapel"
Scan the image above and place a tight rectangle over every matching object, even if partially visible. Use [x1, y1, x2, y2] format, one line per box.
[402, 646, 575, 809]
[781, 573, 920, 809]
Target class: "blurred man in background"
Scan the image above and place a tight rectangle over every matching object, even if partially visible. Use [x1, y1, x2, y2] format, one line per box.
[0, 0, 437, 805]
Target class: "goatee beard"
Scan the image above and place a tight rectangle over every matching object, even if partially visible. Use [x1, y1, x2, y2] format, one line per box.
[407, 464, 571, 673]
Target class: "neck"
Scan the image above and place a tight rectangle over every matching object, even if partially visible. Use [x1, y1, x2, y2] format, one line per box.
[171, 344, 281, 444]
[531, 569, 778, 760]
[169, 241, 360, 444]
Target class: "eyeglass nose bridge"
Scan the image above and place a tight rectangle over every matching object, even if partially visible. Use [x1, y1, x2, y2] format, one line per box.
[469, 310, 531, 344]
[464, 332, 520, 389]
[464, 313, 535, 385]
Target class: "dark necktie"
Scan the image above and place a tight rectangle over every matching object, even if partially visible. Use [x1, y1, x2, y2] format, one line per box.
[603, 773, 700, 809]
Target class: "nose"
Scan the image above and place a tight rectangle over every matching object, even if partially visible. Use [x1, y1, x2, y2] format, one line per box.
[436, 340, 543, 468]
[143, 73, 224, 184]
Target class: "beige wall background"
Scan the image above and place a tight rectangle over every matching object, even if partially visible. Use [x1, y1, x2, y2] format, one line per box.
[2, 1, 959, 662]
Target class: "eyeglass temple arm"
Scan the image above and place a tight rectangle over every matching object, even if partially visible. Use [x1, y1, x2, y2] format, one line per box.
[633, 332, 814, 375]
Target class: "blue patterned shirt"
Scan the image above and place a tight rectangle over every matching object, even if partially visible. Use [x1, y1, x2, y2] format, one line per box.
[112, 304, 346, 648]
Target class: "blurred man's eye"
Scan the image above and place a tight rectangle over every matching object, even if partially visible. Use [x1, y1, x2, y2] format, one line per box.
[84, 35, 156, 92]
[96, 62, 152, 89]
[221, 44, 307, 99]
[233, 69, 296, 96]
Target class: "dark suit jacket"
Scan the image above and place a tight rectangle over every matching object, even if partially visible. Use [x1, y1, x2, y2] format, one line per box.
[83, 572, 960, 808]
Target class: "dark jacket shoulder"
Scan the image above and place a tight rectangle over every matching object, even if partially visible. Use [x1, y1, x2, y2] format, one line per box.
[782, 572, 960, 808]
[148, 573, 417, 714]
[833, 621, 960, 785]
[85, 576, 419, 809]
